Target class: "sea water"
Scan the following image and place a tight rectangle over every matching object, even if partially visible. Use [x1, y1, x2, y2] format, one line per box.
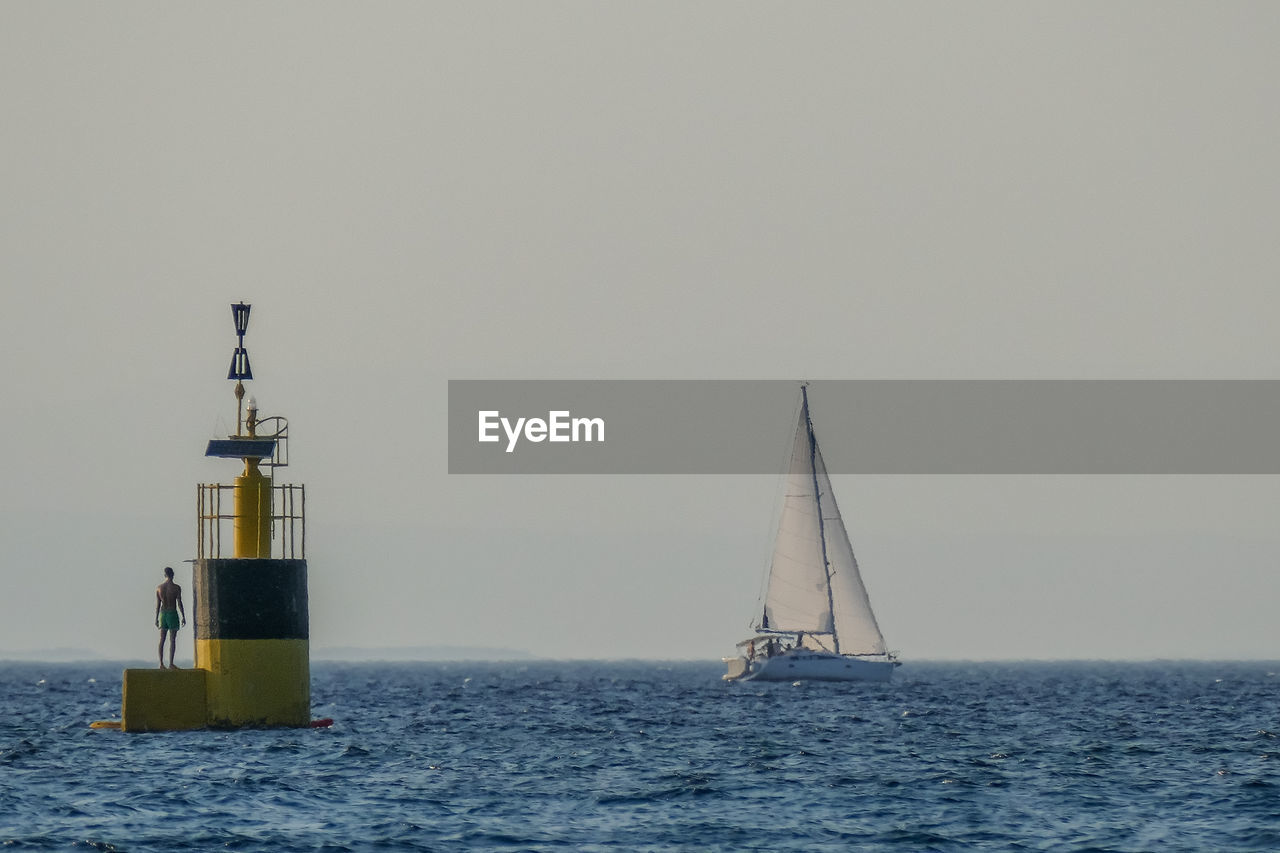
[2, 660, 1278, 851]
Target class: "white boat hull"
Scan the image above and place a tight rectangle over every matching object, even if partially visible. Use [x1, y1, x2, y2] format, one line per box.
[723, 650, 897, 683]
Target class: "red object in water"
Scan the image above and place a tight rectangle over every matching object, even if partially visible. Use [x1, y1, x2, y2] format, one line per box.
[309, 718, 334, 728]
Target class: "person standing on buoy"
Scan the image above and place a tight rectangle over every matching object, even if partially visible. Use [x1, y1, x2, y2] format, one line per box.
[155, 566, 187, 669]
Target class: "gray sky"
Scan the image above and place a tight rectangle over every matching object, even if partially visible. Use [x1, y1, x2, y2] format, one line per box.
[3, 3, 1279, 661]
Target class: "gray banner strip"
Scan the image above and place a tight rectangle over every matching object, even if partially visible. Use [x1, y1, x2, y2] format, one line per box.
[448, 380, 1280, 474]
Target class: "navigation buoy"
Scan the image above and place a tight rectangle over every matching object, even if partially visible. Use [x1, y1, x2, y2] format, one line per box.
[95, 303, 318, 732]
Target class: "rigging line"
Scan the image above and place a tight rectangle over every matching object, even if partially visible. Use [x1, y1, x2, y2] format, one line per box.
[753, 389, 809, 628]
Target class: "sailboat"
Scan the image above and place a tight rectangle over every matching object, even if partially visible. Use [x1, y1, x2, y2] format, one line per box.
[724, 385, 900, 682]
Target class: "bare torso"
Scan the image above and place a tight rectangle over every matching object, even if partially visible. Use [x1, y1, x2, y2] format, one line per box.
[157, 579, 182, 612]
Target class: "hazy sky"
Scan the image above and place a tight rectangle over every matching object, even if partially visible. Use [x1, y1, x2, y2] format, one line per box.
[3, 4, 1279, 662]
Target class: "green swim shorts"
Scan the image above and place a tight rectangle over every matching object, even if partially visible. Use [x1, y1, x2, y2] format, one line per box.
[159, 610, 180, 631]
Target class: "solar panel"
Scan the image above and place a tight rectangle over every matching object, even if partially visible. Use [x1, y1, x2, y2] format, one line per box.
[205, 439, 277, 459]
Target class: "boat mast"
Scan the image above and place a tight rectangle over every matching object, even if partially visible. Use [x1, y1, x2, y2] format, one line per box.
[802, 384, 840, 655]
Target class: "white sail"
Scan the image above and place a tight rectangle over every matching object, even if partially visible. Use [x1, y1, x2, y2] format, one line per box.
[812, 440, 888, 655]
[760, 409, 835, 636]
[757, 392, 887, 656]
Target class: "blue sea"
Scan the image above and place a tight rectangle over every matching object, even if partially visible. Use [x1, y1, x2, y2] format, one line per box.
[2, 660, 1278, 851]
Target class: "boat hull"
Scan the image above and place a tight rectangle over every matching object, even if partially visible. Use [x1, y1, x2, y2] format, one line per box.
[723, 650, 897, 683]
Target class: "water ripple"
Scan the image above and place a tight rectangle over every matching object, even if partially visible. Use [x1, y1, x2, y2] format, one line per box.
[2, 661, 1279, 850]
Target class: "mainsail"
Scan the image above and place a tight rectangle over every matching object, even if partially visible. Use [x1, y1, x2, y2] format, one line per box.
[758, 389, 888, 656]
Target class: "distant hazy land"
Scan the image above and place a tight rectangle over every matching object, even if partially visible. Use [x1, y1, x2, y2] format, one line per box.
[0, 648, 115, 663]
[313, 645, 537, 662]
[0, 646, 536, 663]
